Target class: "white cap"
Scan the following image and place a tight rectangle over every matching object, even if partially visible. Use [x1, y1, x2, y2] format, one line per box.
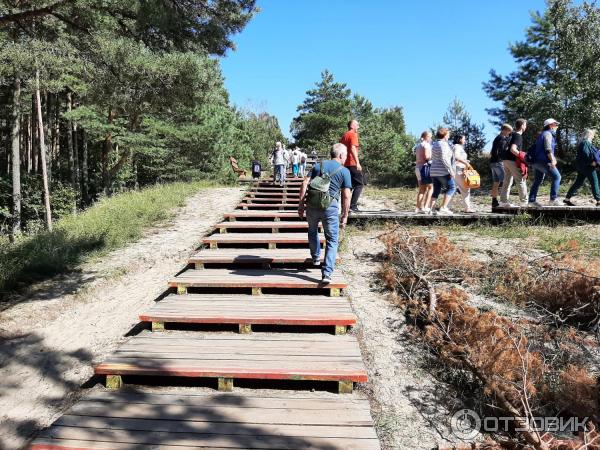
[544, 118, 560, 127]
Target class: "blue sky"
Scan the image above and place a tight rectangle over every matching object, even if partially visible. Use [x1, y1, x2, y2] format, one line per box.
[220, 0, 550, 147]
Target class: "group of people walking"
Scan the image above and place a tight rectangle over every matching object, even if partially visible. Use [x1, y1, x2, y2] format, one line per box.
[270, 143, 308, 186]
[414, 129, 475, 215]
[414, 118, 600, 215]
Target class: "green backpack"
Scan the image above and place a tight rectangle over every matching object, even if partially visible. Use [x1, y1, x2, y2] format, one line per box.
[306, 165, 344, 210]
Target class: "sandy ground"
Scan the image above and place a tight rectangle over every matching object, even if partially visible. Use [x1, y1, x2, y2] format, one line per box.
[0, 186, 243, 450]
[340, 230, 461, 450]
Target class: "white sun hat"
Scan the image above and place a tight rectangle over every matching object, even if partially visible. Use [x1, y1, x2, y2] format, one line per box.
[543, 118, 560, 127]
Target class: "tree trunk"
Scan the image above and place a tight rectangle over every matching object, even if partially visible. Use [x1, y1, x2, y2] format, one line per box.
[45, 92, 52, 184]
[32, 96, 38, 173]
[11, 78, 22, 240]
[101, 108, 114, 196]
[26, 114, 32, 173]
[66, 91, 75, 189]
[35, 69, 53, 231]
[81, 128, 89, 204]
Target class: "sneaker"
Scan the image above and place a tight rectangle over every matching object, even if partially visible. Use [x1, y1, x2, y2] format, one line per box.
[422, 208, 432, 215]
[465, 208, 476, 214]
[519, 201, 530, 208]
[596, 201, 600, 207]
[350, 207, 361, 213]
[499, 202, 516, 208]
[549, 199, 562, 206]
[415, 207, 421, 213]
[321, 275, 332, 284]
[312, 256, 321, 266]
[437, 207, 454, 216]
[492, 198, 499, 208]
[564, 198, 576, 206]
[528, 201, 543, 208]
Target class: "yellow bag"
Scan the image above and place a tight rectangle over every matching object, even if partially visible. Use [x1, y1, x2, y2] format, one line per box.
[462, 165, 481, 189]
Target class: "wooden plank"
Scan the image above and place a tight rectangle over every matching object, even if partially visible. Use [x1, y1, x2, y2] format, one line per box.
[94, 332, 367, 383]
[347, 209, 512, 222]
[214, 221, 310, 229]
[202, 233, 323, 245]
[246, 192, 301, 197]
[140, 294, 356, 327]
[493, 205, 600, 221]
[238, 203, 299, 209]
[168, 268, 348, 290]
[224, 211, 301, 220]
[190, 249, 337, 265]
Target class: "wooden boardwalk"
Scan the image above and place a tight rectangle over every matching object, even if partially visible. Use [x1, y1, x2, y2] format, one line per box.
[203, 232, 324, 249]
[30, 180, 379, 449]
[31, 391, 379, 449]
[493, 204, 600, 220]
[189, 248, 337, 268]
[95, 333, 367, 392]
[169, 268, 347, 296]
[139, 294, 357, 332]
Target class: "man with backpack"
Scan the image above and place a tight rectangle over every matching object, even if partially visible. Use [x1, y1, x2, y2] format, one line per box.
[298, 143, 352, 284]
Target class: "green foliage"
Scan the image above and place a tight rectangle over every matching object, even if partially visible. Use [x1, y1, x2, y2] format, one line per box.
[292, 71, 413, 185]
[291, 70, 352, 152]
[0, 181, 213, 296]
[483, 0, 600, 159]
[0, 175, 77, 233]
[442, 99, 487, 156]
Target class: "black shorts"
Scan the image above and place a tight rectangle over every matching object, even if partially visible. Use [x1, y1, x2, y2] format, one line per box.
[347, 166, 364, 188]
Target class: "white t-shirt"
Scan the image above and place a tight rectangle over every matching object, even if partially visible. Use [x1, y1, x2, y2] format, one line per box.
[454, 144, 468, 170]
[291, 151, 300, 164]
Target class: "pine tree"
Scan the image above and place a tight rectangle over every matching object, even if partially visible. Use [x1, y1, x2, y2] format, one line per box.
[443, 99, 486, 156]
[291, 70, 353, 151]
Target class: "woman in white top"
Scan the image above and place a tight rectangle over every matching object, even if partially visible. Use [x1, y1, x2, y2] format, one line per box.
[452, 135, 474, 213]
[414, 130, 433, 213]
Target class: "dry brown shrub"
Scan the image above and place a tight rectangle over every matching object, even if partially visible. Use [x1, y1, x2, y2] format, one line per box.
[492, 254, 600, 330]
[555, 365, 599, 421]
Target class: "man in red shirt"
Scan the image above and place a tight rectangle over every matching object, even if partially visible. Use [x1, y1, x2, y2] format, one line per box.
[340, 119, 363, 212]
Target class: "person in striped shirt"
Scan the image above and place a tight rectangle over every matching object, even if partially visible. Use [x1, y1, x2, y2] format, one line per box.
[429, 128, 456, 215]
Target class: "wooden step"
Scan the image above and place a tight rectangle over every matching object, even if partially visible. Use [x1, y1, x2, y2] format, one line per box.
[251, 186, 301, 192]
[202, 232, 322, 249]
[247, 192, 301, 198]
[30, 390, 380, 449]
[95, 332, 368, 392]
[238, 203, 299, 210]
[242, 196, 299, 203]
[493, 204, 600, 221]
[189, 248, 337, 267]
[224, 210, 302, 221]
[140, 294, 356, 333]
[214, 221, 311, 232]
[169, 268, 347, 296]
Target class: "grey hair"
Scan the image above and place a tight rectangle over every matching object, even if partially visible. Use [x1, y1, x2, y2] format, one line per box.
[331, 142, 347, 159]
[580, 128, 596, 142]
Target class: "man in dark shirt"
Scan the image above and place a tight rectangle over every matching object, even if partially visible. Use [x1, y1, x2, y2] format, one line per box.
[490, 124, 512, 208]
[500, 119, 528, 207]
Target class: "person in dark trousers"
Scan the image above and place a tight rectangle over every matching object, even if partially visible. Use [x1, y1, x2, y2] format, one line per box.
[528, 118, 562, 207]
[490, 124, 512, 208]
[251, 159, 262, 179]
[340, 119, 363, 212]
[564, 128, 600, 206]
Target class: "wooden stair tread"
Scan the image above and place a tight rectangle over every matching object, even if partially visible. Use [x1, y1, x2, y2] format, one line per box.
[189, 248, 338, 264]
[95, 332, 367, 382]
[203, 233, 322, 244]
[31, 390, 379, 449]
[140, 294, 356, 326]
[224, 211, 300, 219]
[169, 269, 347, 289]
[215, 221, 309, 229]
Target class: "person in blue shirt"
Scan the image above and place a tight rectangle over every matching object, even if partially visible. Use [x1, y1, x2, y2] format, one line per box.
[298, 143, 352, 284]
[528, 119, 562, 207]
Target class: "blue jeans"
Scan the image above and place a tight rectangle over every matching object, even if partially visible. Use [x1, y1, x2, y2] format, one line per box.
[529, 163, 561, 202]
[432, 175, 456, 199]
[307, 202, 339, 278]
[275, 164, 286, 185]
